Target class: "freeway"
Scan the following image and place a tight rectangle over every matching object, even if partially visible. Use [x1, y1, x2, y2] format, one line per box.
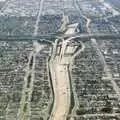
[0, 33, 120, 41]
[49, 38, 71, 120]
[63, 33, 120, 41]
[49, 33, 86, 120]
[68, 113, 120, 118]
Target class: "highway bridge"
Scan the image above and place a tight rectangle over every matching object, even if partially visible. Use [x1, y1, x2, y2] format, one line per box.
[0, 33, 120, 41]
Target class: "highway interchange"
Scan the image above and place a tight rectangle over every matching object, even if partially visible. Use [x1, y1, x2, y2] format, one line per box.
[0, 0, 120, 120]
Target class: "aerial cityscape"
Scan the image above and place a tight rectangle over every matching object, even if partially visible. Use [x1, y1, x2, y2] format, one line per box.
[0, 0, 120, 120]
